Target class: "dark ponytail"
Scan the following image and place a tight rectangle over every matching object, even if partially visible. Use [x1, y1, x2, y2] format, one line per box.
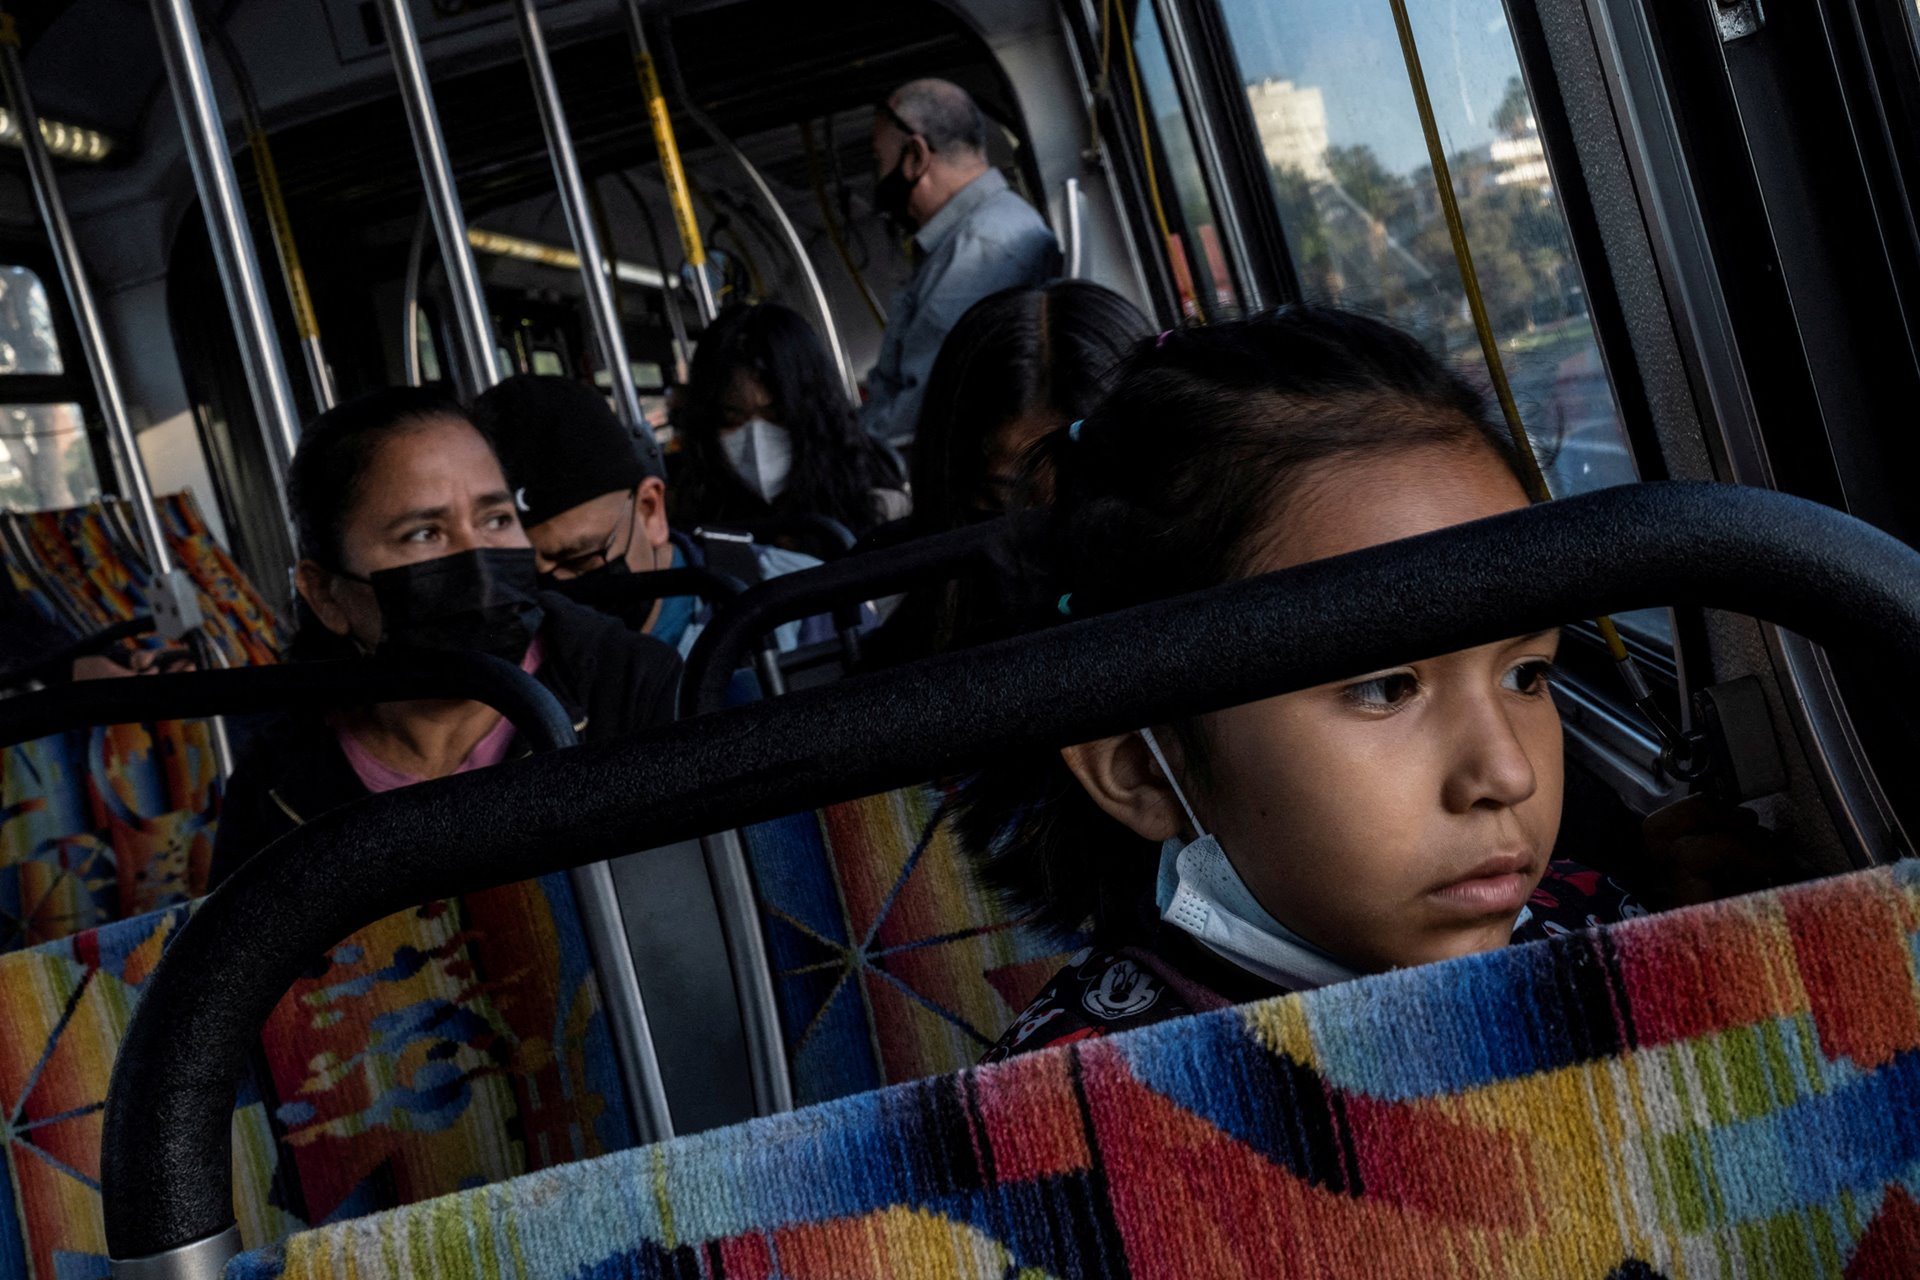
[951, 304, 1526, 941]
[283, 386, 472, 661]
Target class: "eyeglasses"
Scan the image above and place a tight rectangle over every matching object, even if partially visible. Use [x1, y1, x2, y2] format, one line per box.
[547, 489, 638, 580]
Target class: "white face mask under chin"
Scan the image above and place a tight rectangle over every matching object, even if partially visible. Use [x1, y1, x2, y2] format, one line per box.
[1139, 727, 1360, 993]
[721, 417, 793, 504]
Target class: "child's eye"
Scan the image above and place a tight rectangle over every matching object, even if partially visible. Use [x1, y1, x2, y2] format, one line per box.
[1502, 659, 1556, 696]
[1343, 670, 1421, 710]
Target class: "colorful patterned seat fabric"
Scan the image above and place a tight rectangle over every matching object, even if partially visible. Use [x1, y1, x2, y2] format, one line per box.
[1, 491, 285, 669]
[0, 873, 635, 1280]
[742, 787, 1077, 1104]
[0, 492, 284, 953]
[230, 860, 1920, 1279]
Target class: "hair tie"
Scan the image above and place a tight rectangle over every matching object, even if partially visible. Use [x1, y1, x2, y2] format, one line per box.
[1056, 593, 1074, 617]
[1156, 329, 1174, 348]
[1067, 419, 1085, 442]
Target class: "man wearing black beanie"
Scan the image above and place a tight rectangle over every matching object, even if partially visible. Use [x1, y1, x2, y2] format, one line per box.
[473, 374, 824, 653]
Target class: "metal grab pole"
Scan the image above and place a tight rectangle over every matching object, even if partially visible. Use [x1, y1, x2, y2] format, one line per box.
[622, 1, 716, 324]
[375, 0, 502, 395]
[402, 203, 429, 386]
[1148, 0, 1265, 313]
[651, 14, 859, 401]
[150, 0, 302, 500]
[512, 0, 646, 432]
[204, 17, 335, 411]
[0, 15, 205, 642]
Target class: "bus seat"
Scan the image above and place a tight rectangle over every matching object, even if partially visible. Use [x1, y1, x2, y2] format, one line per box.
[227, 859, 1920, 1278]
[1, 720, 222, 953]
[741, 785, 1078, 1106]
[0, 874, 637, 1279]
[1, 492, 288, 667]
[0, 492, 281, 953]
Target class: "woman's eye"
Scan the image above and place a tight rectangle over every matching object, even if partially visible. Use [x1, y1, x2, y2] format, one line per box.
[1503, 659, 1556, 696]
[1344, 671, 1420, 709]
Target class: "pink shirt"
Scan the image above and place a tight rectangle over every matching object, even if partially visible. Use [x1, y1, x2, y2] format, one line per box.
[337, 639, 546, 795]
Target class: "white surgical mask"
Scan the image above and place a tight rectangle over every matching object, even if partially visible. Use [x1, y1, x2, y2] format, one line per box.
[1139, 727, 1360, 992]
[721, 417, 793, 504]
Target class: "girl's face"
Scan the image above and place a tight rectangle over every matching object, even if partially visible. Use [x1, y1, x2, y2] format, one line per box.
[1195, 443, 1562, 971]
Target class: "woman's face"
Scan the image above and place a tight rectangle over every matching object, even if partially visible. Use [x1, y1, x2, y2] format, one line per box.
[1190, 444, 1563, 971]
[301, 415, 530, 648]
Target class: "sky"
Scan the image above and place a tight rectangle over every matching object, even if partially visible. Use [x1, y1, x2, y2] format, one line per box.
[1138, 0, 1529, 176]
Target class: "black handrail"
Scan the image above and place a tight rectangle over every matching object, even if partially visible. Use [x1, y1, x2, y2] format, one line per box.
[847, 516, 916, 558]
[101, 484, 1920, 1262]
[0, 615, 155, 691]
[735, 511, 857, 560]
[0, 651, 577, 754]
[544, 564, 745, 628]
[680, 515, 1028, 715]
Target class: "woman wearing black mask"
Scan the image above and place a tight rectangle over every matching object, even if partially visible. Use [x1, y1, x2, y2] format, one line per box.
[207, 387, 681, 887]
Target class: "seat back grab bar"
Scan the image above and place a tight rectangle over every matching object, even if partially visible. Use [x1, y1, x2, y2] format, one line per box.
[100, 483, 1920, 1271]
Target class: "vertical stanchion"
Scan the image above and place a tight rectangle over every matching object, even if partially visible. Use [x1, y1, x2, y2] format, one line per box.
[622, 1, 716, 324]
[648, 12, 858, 400]
[512, 0, 651, 444]
[1, 13, 205, 642]
[374, 0, 502, 395]
[204, 17, 335, 411]
[150, 0, 301, 534]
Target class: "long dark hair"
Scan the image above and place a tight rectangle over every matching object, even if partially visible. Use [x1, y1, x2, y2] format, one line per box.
[674, 303, 901, 535]
[867, 281, 1149, 666]
[910, 280, 1150, 534]
[951, 305, 1525, 941]
[283, 386, 476, 660]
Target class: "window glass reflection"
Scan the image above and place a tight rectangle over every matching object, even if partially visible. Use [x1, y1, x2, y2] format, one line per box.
[0, 266, 63, 377]
[1216, 0, 1666, 647]
[0, 403, 97, 512]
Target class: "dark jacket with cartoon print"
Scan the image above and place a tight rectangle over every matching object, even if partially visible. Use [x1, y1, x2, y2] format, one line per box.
[982, 859, 1643, 1063]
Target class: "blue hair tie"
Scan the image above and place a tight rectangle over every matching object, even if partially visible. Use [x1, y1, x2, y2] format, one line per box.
[1067, 419, 1085, 442]
[1056, 593, 1074, 616]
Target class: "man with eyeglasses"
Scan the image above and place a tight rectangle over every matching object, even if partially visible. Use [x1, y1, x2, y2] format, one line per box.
[863, 78, 1060, 445]
[474, 374, 823, 655]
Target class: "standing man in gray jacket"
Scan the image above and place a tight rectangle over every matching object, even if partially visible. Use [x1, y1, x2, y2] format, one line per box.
[861, 78, 1061, 445]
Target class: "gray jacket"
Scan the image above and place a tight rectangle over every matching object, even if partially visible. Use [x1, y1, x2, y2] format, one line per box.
[859, 169, 1060, 443]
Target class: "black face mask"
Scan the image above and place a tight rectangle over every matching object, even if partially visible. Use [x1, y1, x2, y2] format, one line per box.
[538, 491, 638, 603]
[874, 149, 919, 236]
[358, 547, 545, 664]
[543, 557, 634, 616]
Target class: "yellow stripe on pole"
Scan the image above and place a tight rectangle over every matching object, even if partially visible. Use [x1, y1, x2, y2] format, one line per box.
[635, 50, 706, 269]
[249, 130, 321, 342]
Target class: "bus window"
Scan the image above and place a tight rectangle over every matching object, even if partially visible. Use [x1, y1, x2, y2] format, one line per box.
[1212, 0, 1663, 647]
[0, 265, 97, 511]
[1124, 6, 1240, 319]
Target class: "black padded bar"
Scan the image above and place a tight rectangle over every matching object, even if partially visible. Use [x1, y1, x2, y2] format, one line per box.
[103, 484, 1920, 1259]
[738, 511, 857, 559]
[0, 615, 155, 691]
[681, 515, 1026, 715]
[0, 652, 577, 754]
